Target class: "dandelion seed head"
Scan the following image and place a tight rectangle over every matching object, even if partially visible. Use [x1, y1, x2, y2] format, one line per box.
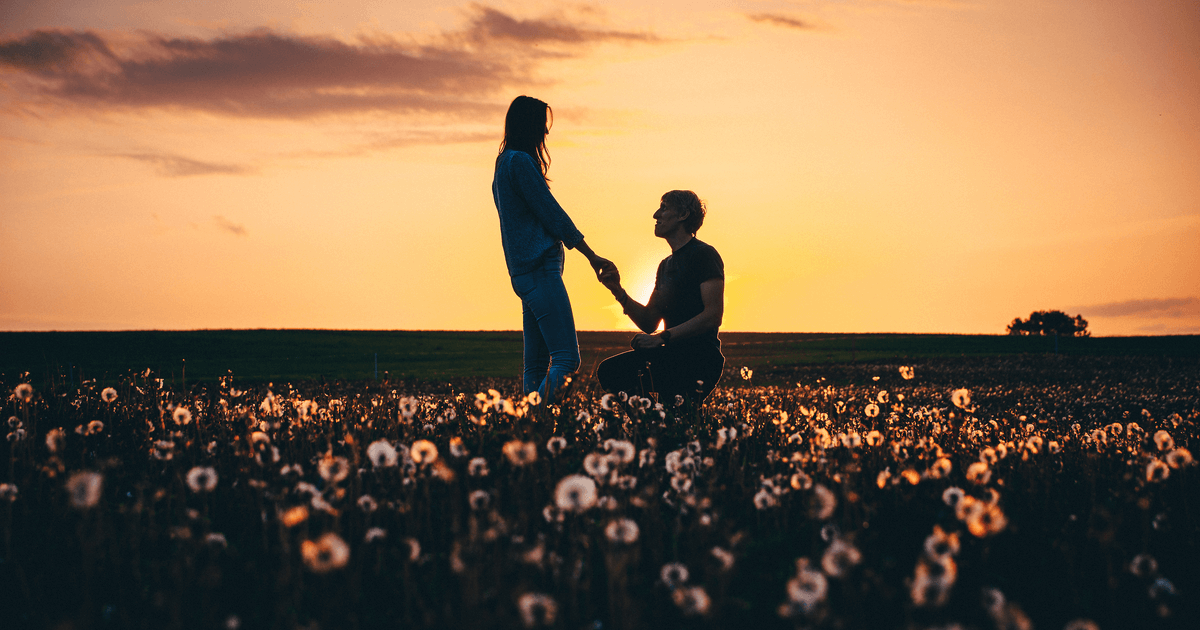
[554, 474, 597, 513]
[318, 455, 351, 483]
[410, 439, 438, 464]
[546, 436, 567, 456]
[45, 428, 65, 453]
[468, 489, 491, 511]
[1153, 430, 1174, 452]
[173, 406, 192, 425]
[186, 466, 218, 493]
[101, 387, 118, 403]
[605, 517, 640, 544]
[516, 593, 557, 628]
[672, 585, 711, 616]
[604, 438, 636, 464]
[66, 471, 103, 509]
[1165, 448, 1192, 469]
[364, 527, 387, 543]
[502, 440, 537, 466]
[660, 562, 690, 588]
[1130, 553, 1158, 578]
[467, 457, 490, 477]
[367, 440, 398, 467]
[966, 461, 992, 485]
[1145, 459, 1169, 482]
[821, 537, 862, 578]
[950, 388, 972, 410]
[810, 483, 836, 520]
[301, 532, 349, 573]
[14, 383, 33, 402]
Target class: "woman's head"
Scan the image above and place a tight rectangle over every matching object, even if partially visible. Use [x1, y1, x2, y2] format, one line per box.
[499, 95, 553, 179]
[660, 190, 706, 235]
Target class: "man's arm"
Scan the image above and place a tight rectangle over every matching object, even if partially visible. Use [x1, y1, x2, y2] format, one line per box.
[631, 279, 723, 349]
[600, 268, 663, 333]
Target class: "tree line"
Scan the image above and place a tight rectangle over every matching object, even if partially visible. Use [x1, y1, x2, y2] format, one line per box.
[1006, 310, 1090, 337]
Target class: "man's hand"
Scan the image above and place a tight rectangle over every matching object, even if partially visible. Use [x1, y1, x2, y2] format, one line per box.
[631, 333, 665, 350]
[599, 264, 622, 292]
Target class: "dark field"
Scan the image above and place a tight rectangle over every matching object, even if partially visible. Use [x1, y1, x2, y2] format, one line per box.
[3, 329, 1198, 386]
[1, 332, 1198, 629]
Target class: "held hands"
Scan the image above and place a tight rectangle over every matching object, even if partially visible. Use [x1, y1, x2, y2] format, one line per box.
[597, 264, 622, 293]
[589, 256, 616, 281]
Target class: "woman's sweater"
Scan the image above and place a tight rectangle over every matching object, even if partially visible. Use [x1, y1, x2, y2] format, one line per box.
[492, 150, 584, 276]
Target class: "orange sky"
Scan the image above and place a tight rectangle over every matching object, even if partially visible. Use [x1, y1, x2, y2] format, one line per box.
[2, 0, 1198, 336]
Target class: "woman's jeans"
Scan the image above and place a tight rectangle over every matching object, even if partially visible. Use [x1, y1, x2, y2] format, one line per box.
[510, 247, 580, 403]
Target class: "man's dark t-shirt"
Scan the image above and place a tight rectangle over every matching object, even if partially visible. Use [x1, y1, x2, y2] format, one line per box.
[651, 238, 724, 351]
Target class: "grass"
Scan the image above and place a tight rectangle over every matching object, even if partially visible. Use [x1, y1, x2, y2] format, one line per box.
[3, 330, 1197, 388]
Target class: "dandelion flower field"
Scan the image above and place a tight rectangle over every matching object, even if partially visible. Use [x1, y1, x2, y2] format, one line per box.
[2, 353, 1198, 629]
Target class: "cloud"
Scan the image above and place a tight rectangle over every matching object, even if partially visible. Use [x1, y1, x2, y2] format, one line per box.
[1079, 297, 1200, 318]
[117, 152, 253, 177]
[213, 215, 247, 236]
[464, 5, 659, 44]
[0, 5, 663, 119]
[745, 14, 816, 30]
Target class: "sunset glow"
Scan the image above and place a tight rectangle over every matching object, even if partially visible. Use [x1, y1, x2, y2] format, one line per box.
[2, 0, 1197, 335]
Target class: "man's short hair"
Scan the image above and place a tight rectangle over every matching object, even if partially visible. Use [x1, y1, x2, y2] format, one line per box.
[662, 190, 706, 234]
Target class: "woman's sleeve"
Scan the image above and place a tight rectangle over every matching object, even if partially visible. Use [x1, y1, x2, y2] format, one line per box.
[510, 153, 585, 248]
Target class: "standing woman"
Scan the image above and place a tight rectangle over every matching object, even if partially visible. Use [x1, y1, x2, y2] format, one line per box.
[493, 95, 613, 403]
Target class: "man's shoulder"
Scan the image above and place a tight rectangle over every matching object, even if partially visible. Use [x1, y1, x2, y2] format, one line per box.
[686, 238, 722, 262]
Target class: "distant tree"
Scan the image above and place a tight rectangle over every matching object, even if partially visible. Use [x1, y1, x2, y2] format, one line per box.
[1006, 310, 1089, 337]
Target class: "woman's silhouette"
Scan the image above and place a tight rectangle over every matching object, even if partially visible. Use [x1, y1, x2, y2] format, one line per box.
[597, 190, 725, 404]
[492, 96, 614, 403]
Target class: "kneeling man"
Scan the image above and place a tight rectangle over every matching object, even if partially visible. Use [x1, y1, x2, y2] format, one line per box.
[597, 190, 725, 404]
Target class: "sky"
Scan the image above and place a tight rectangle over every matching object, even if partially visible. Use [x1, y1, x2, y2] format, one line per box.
[2, 0, 1198, 336]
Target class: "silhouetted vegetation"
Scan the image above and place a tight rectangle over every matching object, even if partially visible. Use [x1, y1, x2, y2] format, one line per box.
[1007, 310, 1090, 337]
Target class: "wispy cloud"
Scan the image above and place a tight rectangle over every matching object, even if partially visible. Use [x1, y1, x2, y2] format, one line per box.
[0, 5, 663, 119]
[745, 14, 816, 30]
[1078, 297, 1200, 318]
[213, 215, 247, 236]
[464, 5, 660, 44]
[117, 153, 253, 177]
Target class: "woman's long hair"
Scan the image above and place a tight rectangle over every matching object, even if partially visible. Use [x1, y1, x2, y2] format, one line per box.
[497, 96, 552, 180]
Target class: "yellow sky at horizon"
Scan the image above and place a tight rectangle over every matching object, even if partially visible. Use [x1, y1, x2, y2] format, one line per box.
[2, 0, 1198, 336]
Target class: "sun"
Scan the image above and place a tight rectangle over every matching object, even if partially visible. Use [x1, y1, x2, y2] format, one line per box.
[609, 255, 661, 331]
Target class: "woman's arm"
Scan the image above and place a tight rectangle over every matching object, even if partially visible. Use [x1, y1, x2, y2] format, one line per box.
[574, 239, 615, 278]
[631, 279, 723, 349]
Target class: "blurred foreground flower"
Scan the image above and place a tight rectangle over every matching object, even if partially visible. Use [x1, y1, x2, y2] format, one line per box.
[367, 440, 399, 467]
[516, 593, 557, 628]
[554, 475, 597, 513]
[186, 466, 218, 493]
[66, 471, 103, 509]
[301, 532, 349, 573]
